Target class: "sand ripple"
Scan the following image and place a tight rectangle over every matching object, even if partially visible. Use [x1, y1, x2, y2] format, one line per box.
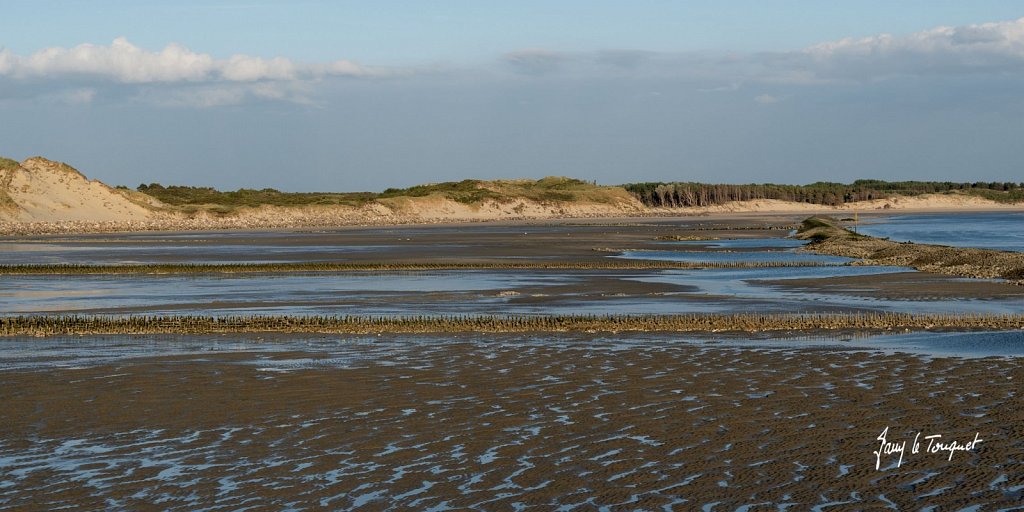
[1, 338, 1022, 509]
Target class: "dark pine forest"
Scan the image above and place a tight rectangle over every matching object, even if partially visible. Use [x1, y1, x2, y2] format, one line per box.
[623, 180, 1024, 207]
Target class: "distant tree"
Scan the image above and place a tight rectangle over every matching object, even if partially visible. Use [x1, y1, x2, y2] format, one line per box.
[623, 179, 1024, 207]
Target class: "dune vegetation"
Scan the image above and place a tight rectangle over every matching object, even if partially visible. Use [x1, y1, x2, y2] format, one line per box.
[0, 157, 21, 171]
[136, 183, 379, 209]
[0, 158, 18, 211]
[146, 177, 1024, 212]
[137, 176, 627, 213]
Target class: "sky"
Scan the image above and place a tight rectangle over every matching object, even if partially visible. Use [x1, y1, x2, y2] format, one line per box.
[2, 1, 1024, 191]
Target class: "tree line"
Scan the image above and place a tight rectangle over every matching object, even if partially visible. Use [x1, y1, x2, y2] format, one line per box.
[623, 180, 1024, 207]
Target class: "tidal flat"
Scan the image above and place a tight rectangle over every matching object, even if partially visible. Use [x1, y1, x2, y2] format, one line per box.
[1, 333, 1022, 510]
[1, 213, 1023, 509]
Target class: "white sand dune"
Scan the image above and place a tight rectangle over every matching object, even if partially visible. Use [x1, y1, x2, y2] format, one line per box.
[1, 158, 155, 223]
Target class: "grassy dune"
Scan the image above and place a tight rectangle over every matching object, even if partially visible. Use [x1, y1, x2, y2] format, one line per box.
[137, 176, 631, 214]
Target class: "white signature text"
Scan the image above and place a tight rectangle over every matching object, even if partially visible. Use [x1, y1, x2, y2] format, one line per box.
[874, 426, 983, 470]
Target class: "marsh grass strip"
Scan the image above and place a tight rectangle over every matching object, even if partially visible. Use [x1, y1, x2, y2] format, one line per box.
[2, 313, 1022, 336]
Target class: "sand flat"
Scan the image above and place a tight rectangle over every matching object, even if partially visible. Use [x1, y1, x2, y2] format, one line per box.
[0, 335, 1020, 510]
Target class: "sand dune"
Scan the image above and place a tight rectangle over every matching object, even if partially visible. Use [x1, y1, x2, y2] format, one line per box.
[378, 193, 644, 221]
[1, 157, 1021, 235]
[0, 158, 155, 223]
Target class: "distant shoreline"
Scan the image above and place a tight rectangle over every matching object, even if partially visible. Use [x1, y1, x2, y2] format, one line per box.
[3, 202, 1024, 237]
[4, 156, 1024, 235]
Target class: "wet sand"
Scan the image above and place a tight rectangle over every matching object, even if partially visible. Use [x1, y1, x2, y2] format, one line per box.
[1, 335, 1020, 510]
[6, 214, 1022, 318]
[3, 213, 1024, 510]
[0, 216, 802, 266]
[754, 271, 1024, 300]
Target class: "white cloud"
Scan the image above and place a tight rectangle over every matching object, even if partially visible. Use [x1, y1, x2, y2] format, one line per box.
[806, 18, 1024, 59]
[498, 18, 1024, 88]
[0, 37, 374, 84]
[221, 55, 296, 82]
[5, 17, 1024, 107]
[0, 38, 384, 107]
[802, 17, 1024, 79]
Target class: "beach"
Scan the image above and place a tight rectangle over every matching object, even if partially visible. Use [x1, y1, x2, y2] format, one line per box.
[2, 211, 1023, 510]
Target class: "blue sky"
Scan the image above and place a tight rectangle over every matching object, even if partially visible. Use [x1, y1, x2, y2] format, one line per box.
[2, 2, 1024, 190]
[5, 1, 1024, 61]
